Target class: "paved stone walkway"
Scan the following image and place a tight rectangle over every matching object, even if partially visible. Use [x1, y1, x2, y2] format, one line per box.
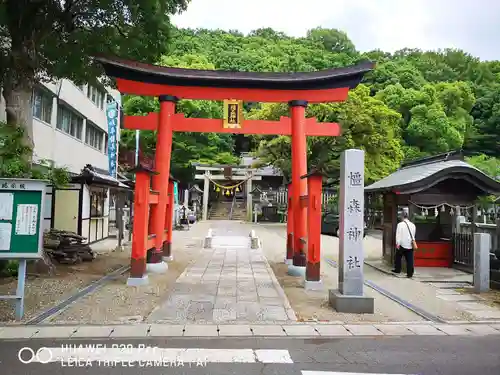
[147, 230, 296, 323]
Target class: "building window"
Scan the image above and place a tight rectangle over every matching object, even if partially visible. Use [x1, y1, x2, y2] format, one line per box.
[104, 133, 109, 155]
[32, 89, 53, 124]
[87, 85, 105, 109]
[90, 189, 105, 217]
[85, 121, 104, 151]
[56, 105, 83, 139]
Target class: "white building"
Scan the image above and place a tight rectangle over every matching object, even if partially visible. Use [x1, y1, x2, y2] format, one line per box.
[0, 79, 127, 245]
[1, 79, 120, 173]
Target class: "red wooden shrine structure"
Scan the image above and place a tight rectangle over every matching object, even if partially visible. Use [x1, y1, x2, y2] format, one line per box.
[97, 56, 373, 284]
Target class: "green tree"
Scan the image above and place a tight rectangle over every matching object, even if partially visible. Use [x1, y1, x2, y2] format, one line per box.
[251, 85, 404, 183]
[0, 0, 189, 151]
[376, 81, 475, 157]
[465, 83, 500, 157]
[306, 27, 357, 55]
[466, 154, 500, 180]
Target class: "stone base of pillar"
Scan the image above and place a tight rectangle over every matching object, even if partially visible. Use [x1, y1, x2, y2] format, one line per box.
[304, 279, 323, 291]
[127, 275, 149, 286]
[328, 289, 374, 313]
[204, 229, 213, 248]
[250, 237, 259, 249]
[284, 258, 293, 265]
[146, 261, 168, 273]
[287, 264, 306, 277]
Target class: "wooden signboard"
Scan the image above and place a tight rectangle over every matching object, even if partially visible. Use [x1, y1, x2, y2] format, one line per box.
[223, 99, 244, 129]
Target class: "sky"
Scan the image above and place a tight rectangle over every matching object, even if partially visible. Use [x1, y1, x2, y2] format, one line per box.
[172, 0, 500, 61]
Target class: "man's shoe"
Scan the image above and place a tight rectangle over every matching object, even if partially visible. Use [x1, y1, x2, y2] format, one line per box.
[391, 269, 400, 274]
[407, 275, 413, 278]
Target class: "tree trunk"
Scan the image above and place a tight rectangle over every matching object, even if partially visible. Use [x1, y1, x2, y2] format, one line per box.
[2, 81, 35, 157]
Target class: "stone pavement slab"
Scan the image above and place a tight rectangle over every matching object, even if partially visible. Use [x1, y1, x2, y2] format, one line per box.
[0, 326, 40, 339]
[313, 324, 352, 336]
[344, 324, 384, 336]
[109, 324, 150, 337]
[433, 324, 475, 335]
[183, 324, 219, 336]
[71, 325, 114, 338]
[436, 294, 480, 302]
[33, 326, 79, 338]
[374, 324, 415, 335]
[404, 324, 446, 335]
[462, 324, 500, 335]
[147, 227, 295, 324]
[466, 309, 500, 319]
[282, 324, 319, 336]
[148, 324, 185, 337]
[218, 324, 252, 336]
[251, 325, 286, 336]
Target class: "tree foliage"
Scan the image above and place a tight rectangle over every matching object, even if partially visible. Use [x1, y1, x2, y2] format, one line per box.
[0, 0, 189, 148]
[119, 27, 499, 184]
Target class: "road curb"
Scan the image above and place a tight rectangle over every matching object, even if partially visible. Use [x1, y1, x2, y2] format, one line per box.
[1, 322, 499, 340]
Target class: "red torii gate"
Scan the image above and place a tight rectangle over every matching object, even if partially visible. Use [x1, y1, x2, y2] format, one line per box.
[97, 57, 373, 285]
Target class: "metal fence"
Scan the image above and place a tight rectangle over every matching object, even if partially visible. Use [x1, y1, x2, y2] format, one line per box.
[452, 233, 474, 272]
[452, 220, 498, 273]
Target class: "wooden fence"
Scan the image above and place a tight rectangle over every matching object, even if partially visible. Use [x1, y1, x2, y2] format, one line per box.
[265, 187, 337, 210]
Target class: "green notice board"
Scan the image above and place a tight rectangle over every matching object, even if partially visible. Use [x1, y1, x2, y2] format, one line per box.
[0, 178, 47, 259]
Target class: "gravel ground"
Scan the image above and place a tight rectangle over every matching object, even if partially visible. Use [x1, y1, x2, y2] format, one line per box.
[269, 261, 424, 323]
[252, 223, 486, 323]
[47, 223, 210, 324]
[0, 245, 130, 323]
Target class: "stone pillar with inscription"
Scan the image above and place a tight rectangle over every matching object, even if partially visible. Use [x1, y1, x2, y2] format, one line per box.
[329, 149, 374, 313]
[202, 171, 210, 221]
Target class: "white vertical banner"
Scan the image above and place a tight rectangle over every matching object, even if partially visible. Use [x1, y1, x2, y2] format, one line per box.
[106, 101, 118, 178]
[338, 149, 365, 296]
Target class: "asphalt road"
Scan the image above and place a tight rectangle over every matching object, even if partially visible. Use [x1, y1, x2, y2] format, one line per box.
[1, 335, 499, 375]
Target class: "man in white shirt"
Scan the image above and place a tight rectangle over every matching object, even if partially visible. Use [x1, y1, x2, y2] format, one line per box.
[392, 211, 416, 278]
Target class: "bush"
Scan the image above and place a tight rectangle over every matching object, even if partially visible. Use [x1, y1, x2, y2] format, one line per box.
[0, 260, 19, 277]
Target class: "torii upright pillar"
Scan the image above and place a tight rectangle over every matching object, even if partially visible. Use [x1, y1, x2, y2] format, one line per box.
[163, 180, 175, 261]
[148, 95, 178, 272]
[285, 182, 293, 265]
[288, 100, 308, 276]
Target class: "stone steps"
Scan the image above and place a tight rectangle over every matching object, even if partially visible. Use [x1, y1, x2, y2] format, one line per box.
[209, 201, 247, 221]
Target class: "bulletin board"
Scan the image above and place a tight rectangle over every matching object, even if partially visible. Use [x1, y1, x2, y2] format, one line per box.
[0, 178, 47, 259]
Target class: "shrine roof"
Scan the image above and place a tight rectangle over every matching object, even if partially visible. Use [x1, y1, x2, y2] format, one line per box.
[365, 151, 500, 195]
[96, 56, 374, 91]
[72, 165, 131, 190]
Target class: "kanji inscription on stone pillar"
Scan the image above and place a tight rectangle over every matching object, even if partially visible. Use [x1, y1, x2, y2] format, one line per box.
[338, 149, 365, 296]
